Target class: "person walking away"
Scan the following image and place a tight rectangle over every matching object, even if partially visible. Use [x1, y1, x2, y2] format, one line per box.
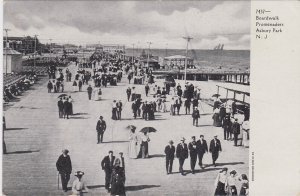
[127, 73, 132, 84]
[78, 80, 83, 92]
[162, 98, 167, 112]
[131, 100, 138, 119]
[192, 98, 199, 111]
[138, 132, 150, 158]
[196, 135, 208, 169]
[226, 170, 238, 196]
[126, 87, 131, 101]
[185, 99, 191, 114]
[72, 80, 77, 92]
[222, 114, 231, 140]
[96, 116, 106, 143]
[56, 80, 61, 92]
[47, 80, 53, 93]
[56, 149, 72, 192]
[111, 100, 117, 120]
[101, 151, 115, 193]
[188, 136, 198, 174]
[209, 135, 222, 167]
[87, 85, 93, 100]
[116, 100, 122, 120]
[176, 137, 188, 175]
[164, 140, 175, 175]
[61, 82, 64, 92]
[192, 107, 200, 126]
[214, 168, 228, 196]
[177, 86, 183, 97]
[72, 171, 89, 195]
[129, 128, 139, 159]
[58, 98, 64, 118]
[232, 119, 240, 146]
[53, 80, 57, 93]
[63, 98, 70, 119]
[145, 83, 150, 96]
[175, 97, 182, 115]
[110, 160, 126, 196]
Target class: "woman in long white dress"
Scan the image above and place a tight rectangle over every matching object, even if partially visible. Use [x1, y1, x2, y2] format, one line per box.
[128, 128, 139, 159]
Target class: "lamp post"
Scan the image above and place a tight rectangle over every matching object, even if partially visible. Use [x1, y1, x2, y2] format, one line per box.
[146, 42, 152, 68]
[183, 36, 193, 83]
[33, 35, 38, 73]
[4, 28, 10, 75]
[132, 43, 135, 64]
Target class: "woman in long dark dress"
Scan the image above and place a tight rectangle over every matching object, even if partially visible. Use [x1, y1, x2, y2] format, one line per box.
[112, 100, 117, 120]
[110, 160, 126, 196]
[138, 132, 150, 158]
[214, 168, 228, 196]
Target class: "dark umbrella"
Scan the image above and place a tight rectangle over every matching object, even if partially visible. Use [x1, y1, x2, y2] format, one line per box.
[126, 125, 136, 130]
[140, 127, 157, 133]
[58, 94, 68, 98]
[212, 94, 221, 98]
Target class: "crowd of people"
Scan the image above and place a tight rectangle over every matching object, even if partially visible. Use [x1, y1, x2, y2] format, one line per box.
[4, 73, 38, 102]
[51, 50, 250, 196]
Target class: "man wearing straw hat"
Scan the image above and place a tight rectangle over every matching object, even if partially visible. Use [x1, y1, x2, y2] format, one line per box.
[101, 151, 115, 193]
[176, 137, 188, 175]
[209, 136, 222, 167]
[96, 116, 106, 144]
[56, 149, 72, 192]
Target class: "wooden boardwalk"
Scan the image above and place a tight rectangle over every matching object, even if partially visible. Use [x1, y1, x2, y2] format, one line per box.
[3, 63, 249, 195]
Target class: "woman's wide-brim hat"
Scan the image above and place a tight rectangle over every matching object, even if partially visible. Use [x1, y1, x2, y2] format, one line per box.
[75, 171, 84, 177]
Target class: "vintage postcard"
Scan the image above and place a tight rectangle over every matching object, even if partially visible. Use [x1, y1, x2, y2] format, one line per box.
[1, 1, 299, 195]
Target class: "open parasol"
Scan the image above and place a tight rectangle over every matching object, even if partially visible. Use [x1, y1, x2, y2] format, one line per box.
[58, 94, 68, 98]
[140, 127, 157, 133]
[126, 125, 136, 130]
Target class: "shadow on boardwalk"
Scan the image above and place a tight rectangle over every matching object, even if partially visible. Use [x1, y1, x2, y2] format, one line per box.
[101, 140, 129, 144]
[5, 150, 40, 155]
[126, 185, 161, 191]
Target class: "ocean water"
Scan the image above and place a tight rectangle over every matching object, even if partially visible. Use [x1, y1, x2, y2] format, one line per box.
[125, 49, 250, 71]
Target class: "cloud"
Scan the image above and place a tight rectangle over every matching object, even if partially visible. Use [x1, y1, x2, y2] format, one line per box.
[3, 1, 250, 49]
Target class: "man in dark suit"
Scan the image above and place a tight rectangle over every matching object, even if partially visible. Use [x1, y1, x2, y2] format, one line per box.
[57, 98, 64, 118]
[232, 118, 241, 146]
[96, 116, 106, 143]
[196, 135, 208, 169]
[188, 136, 198, 174]
[56, 149, 72, 192]
[101, 151, 115, 192]
[209, 135, 222, 167]
[63, 98, 70, 119]
[222, 114, 232, 140]
[164, 140, 175, 174]
[116, 100, 123, 120]
[87, 85, 93, 100]
[176, 137, 188, 175]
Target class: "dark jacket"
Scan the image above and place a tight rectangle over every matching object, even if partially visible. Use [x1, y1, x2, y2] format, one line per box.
[192, 110, 200, 118]
[87, 86, 93, 94]
[63, 101, 70, 113]
[176, 143, 188, 159]
[188, 141, 198, 157]
[192, 99, 199, 107]
[196, 139, 208, 154]
[232, 122, 240, 135]
[209, 139, 222, 153]
[164, 145, 175, 160]
[57, 100, 64, 111]
[101, 155, 115, 171]
[96, 120, 106, 132]
[56, 154, 72, 174]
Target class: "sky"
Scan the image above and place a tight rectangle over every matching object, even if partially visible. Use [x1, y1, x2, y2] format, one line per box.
[4, 1, 250, 50]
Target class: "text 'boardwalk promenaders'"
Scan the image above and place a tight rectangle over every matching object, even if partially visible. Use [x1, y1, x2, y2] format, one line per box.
[255, 9, 284, 39]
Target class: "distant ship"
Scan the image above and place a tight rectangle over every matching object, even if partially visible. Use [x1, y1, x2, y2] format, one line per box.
[213, 43, 224, 50]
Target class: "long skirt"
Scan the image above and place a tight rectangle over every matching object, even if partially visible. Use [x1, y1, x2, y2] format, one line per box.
[213, 113, 222, 127]
[214, 181, 226, 196]
[112, 108, 117, 120]
[138, 141, 149, 158]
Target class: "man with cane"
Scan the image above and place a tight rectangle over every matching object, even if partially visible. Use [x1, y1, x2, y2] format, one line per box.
[56, 149, 72, 192]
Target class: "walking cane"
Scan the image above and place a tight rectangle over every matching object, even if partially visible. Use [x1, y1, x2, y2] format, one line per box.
[57, 172, 60, 190]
